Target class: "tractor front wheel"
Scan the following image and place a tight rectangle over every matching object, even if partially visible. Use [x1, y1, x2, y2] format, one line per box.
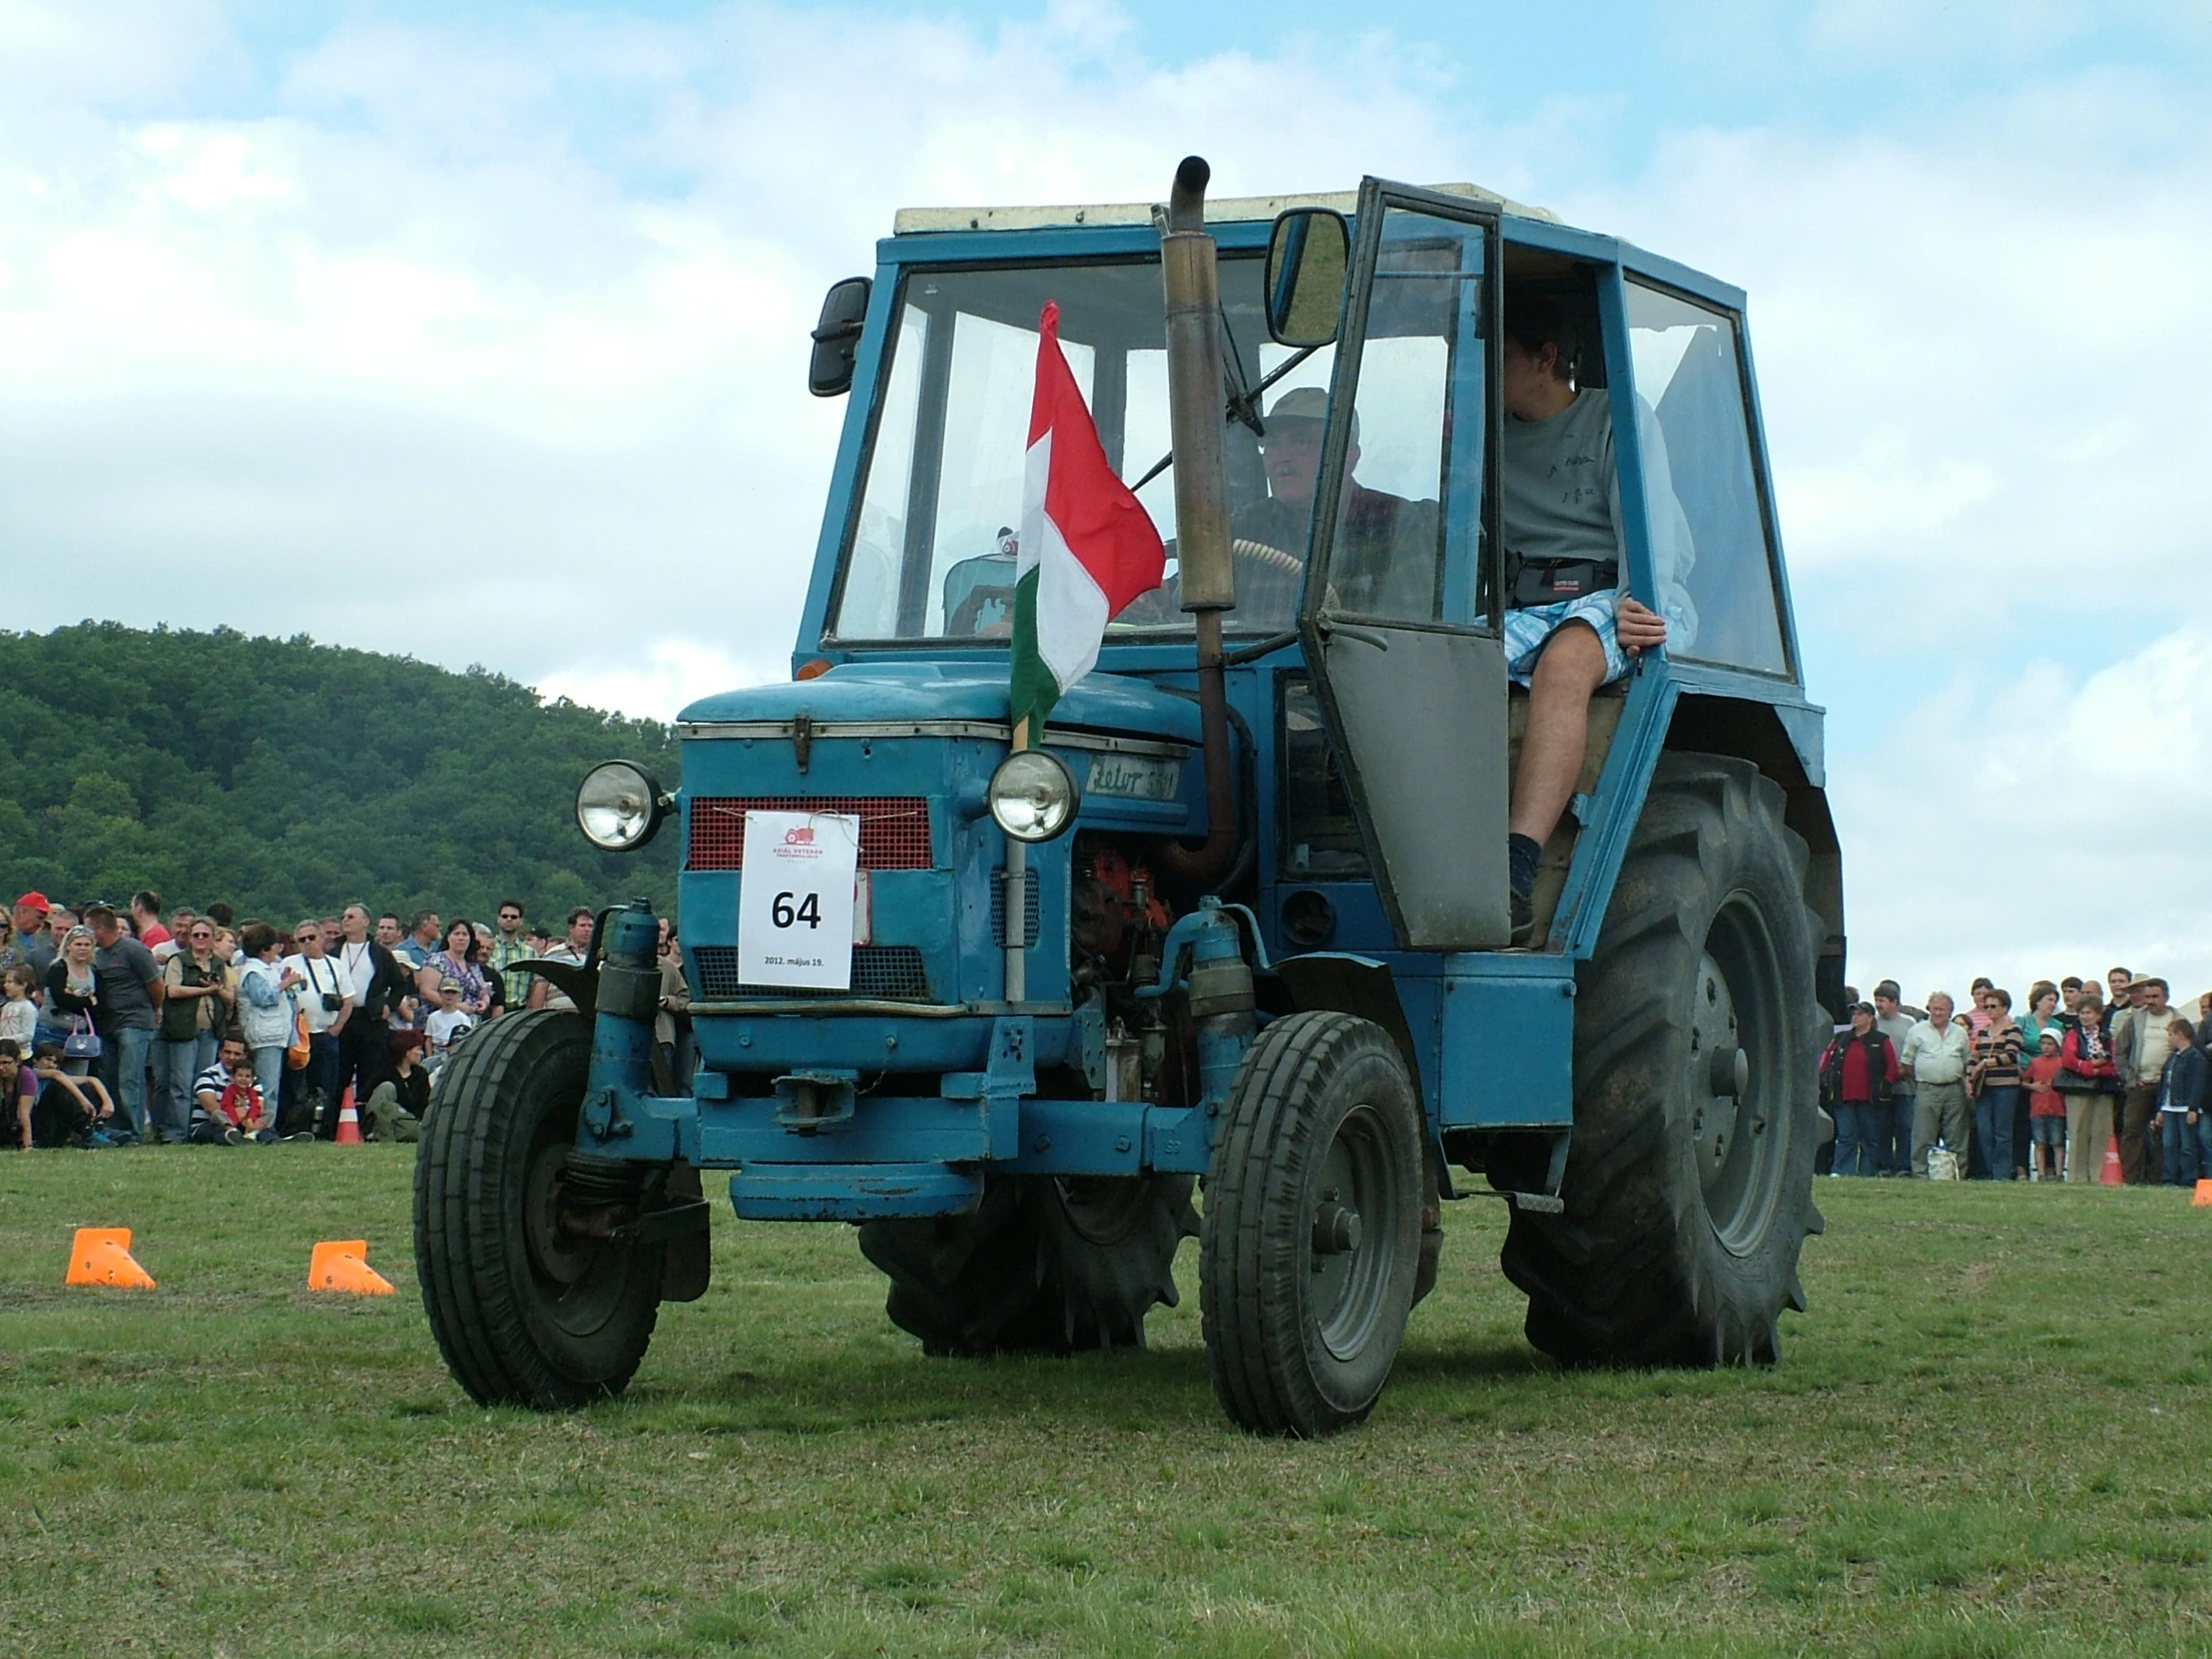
[1202, 1011, 1424, 1436]
[414, 1009, 665, 1406]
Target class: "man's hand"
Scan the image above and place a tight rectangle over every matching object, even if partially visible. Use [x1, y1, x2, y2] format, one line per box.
[1615, 595, 1668, 657]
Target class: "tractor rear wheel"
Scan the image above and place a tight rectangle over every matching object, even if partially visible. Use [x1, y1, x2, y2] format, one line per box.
[1500, 753, 1824, 1368]
[414, 1009, 665, 1406]
[859, 1173, 1196, 1355]
[1202, 1011, 1423, 1436]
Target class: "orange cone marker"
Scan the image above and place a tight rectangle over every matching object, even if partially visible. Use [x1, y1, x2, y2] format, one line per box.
[2100, 1136, 2123, 1186]
[66, 1227, 157, 1290]
[308, 1240, 394, 1296]
[2194, 1180, 2212, 1208]
[332, 1085, 363, 1146]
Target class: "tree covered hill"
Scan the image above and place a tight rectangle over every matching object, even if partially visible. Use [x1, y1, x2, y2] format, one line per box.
[0, 623, 682, 926]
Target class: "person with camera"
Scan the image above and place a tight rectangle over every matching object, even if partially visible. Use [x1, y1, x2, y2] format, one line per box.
[280, 917, 353, 1137]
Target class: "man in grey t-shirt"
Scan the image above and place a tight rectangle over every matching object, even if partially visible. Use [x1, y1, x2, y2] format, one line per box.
[1497, 294, 1697, 941]
[87, 903, 165, 1142]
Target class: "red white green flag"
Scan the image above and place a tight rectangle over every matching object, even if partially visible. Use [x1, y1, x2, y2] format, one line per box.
[1009, 301, 1166, 743]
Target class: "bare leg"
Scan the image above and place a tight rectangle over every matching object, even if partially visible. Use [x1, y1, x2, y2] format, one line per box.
[1509, 620, 1610, 846]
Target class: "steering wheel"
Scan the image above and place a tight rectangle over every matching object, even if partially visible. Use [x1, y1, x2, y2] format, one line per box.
[1233, 538, 1304, 576]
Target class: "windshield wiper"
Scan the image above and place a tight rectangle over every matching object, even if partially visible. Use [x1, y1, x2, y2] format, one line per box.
[1127, 340, 1324, 495]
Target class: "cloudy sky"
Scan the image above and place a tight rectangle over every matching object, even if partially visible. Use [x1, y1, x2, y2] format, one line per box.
[8, 0, 2210, 999]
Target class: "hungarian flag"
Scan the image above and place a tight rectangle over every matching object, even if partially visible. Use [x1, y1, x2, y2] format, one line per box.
[1009, 301, 1166, 742]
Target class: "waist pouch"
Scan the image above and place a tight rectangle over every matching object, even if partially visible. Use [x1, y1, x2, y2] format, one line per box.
[1505, 552, 1617, 608]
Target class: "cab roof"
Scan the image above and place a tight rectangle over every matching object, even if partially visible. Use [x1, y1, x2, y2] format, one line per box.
[892, 182, 1558, 236]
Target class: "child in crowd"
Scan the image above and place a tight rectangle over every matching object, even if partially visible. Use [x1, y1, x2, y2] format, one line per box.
[2023, 1027, 2067, 1182]
[424, 978, 475, 1069]
[192, 1036, 273, 1145]
[2156, 1017, 2204, 1187]
[0, 965, 39, 1051]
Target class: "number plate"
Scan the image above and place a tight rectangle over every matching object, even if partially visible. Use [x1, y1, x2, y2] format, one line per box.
[735, 811, 860, 989]
[1084, 753, 1183, 802]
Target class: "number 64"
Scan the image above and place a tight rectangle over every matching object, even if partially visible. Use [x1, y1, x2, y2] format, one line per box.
[772, 891, 822, 929]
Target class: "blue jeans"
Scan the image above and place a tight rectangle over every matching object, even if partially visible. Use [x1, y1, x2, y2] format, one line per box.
[251, 1046, 285, 1127]
[1973, 1085, 2019, 1179]
[1882, 1091, 1916, 1173]
[1832, 1100, 1883, 1176]
[2160, 1114, 2200, 1186]
[101, 1025, 157, 1139]
[152, 1033, 216, 1143]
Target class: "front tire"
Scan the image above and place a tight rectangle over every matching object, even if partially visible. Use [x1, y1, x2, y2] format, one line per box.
[1501, 753, 1825, 1367]
[859, 1173, 1195, 1355]
[414, 1010, 664, 1406]
[1202, 1012, 1423, 1436]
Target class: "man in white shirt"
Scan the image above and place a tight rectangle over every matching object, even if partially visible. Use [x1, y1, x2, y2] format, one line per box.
[281, 917, 354, 1134]
[1899, 991, 1972, 1177]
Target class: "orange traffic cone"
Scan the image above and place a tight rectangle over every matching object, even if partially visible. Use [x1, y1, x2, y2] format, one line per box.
[2194, 1180, 2212, 1208]
[66, 1227, 157, 1290]
[308, 1239, 395, 1296]
[2100, 1136, 2123, 1186]
[333, 1085, 363, 1145]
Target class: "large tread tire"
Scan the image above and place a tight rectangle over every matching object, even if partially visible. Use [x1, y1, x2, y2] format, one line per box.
[858, 1174, 1196, 1356]
[414, 1010, 664, 1406]
[1203, 1011, 1423, 1436]
[1501, 753, 1825, 1368]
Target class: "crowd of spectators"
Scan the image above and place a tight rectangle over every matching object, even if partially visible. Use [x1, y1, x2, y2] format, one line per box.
[1819, 969, 2212, 1189]
[3, 888, 689, 1151]
[10, 880, 2204, 1192]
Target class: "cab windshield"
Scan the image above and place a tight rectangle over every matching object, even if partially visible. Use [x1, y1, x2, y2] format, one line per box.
[827, 254, 1333, 643]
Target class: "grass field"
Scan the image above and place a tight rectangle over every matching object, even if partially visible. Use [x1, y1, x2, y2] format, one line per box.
[3, 1149, 2208, 1657]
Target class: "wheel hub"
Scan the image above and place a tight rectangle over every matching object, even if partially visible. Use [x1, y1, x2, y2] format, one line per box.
[1686, 898, 1789, 1255]
[1310, 1109, 1400, 1362]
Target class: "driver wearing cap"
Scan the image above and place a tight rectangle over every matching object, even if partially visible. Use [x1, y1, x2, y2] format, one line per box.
[1225, 384, 1436, 629]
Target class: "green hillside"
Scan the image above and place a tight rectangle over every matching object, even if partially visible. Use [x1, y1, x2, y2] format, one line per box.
[0, 622, 682, 926]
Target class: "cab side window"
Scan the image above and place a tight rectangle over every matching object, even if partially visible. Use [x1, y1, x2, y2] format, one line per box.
[1625, 281, 1791, 677]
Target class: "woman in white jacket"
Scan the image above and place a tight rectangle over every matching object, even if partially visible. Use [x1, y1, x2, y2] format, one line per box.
[234, 922, 304, 1108]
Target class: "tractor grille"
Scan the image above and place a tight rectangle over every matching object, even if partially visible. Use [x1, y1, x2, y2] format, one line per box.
[690, 944, 933, 1002]
[686, 797, 932, 871]
[989, 869, 1039, 948]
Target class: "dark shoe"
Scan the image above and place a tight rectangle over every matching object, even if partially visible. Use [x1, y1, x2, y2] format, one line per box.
[1509, 885, 1535, 947]
[223, 1126, 244, 1145]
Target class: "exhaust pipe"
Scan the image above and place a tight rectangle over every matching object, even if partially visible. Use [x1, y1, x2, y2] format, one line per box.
[1156, 156, 1237, 888]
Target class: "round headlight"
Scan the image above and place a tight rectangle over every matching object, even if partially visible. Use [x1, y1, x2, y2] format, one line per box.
[576, 761, 668, 851]
[987, 750, 1080, 842]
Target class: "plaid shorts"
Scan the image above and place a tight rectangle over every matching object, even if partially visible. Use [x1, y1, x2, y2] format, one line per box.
[1503, 591, 1629, 688]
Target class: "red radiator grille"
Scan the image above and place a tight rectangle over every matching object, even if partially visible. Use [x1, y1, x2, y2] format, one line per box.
[686, 797, 932, 870]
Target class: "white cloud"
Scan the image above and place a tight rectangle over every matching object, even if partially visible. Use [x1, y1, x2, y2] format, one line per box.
[1831, 618, 2212, 1002]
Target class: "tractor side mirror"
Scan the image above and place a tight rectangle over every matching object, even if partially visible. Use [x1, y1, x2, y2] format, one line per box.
[1264, 209, 1348, 347]
[808, 276, 872, 397]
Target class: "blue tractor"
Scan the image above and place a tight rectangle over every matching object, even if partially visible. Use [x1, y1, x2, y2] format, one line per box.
[416, 160, 1842, 1436]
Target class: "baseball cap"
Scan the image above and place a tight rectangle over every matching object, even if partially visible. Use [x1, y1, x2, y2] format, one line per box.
[2037, 1028, 2062, 1043]
[1850, 1000, 1877, 1017]
[15, 891, 50, 913]
[1262, 385, 1359, 446]
[1873, 979, 1901, 1001]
